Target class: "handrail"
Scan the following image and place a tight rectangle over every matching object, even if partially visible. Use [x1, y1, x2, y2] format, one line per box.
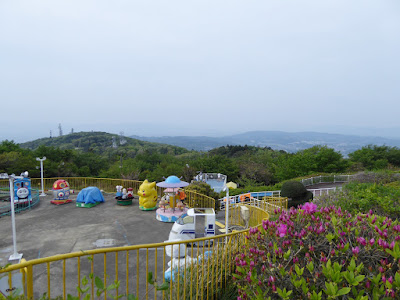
[219, 191, 284, 210]
[1, 206, 269, 299]
[0, 177, 277, 299]
[0, 188, 40, 217]
[216, 175, 352, 209]
[1, 177, 217, 210]
[308, 187, 343, 197]
[301, 174, 353, 187]
[1, 229, 250, 272]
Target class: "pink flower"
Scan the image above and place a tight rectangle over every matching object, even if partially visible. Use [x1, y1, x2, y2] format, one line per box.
[378, 239, 389, 249]
[277, 224, 287, 237]
[357, 237, 366, 246]
[352, 246, 360, 256]
[303, 202, 318, 214]
[250, 261, 255, 270]
[390, 241, 396, 250]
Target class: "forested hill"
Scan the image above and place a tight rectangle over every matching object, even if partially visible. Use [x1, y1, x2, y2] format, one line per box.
[19, 132, 189, 156]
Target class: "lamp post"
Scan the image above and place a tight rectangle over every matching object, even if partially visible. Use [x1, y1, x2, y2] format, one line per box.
[36, 156, 46, 196]
[8, 175, 23, 261]
[224, 184, 230, 243]
[0, 173, 23, 261]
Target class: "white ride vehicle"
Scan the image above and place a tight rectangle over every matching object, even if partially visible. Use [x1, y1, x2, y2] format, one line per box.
[168, 208, 216, 244]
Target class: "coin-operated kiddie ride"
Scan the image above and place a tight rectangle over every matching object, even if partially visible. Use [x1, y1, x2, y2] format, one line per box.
[76, 186, 104, 208]
[168, 208, 216, 241]
[14, 171, 32, 203]
[51, 179, 73, 205]
[155, 175, 189, 223]
[115, 185, 134, 206]
[164, 239, 212, 282]
[137, 180, 158, 210]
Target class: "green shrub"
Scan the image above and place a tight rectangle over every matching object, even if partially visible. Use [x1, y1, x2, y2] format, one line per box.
[233, 204, 400, 299]
[185, 181, 219, 200]
[280, 181, 307, 198]
[289, 190, 313, 208]
[316, 182, 400, 220]
[350, 171, 400, 185]
[280, 181, 313, 208]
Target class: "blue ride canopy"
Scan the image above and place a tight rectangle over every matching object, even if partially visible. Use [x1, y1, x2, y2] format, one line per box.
[76, 187, 105, 204]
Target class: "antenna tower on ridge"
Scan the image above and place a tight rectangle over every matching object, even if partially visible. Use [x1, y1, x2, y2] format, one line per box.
[58, 123, 63, 136]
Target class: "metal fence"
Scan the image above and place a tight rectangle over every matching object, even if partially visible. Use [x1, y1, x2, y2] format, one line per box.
[223, 196, 288, 217]
[301, 174, 353, 187]
[0, 177, 217, 210]
[0, 177, 279, 299]
[219, 191, 282, 210]
[308, 187, 343, 198]
[217, 175, 352, 211]
[0, 188, 40, 217]
[29, 177, 145, 195]
[0, 205, 269, 300]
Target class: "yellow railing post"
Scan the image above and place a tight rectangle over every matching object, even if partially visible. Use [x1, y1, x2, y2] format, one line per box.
[27, 265, 33, 299]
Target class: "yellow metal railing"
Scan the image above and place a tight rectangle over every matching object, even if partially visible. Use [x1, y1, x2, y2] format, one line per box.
[47, 177, 217, 209]
[1, 177, 217, 210]
[228, 204, 270, 229]
[0, 178, 279, 299]
[262, 196, 288, 213]
[1, 206, 267, 300]
[29, 177, 144, 194]
[0, 179, 9, 189]
[184, 190, 215, 210]
[1, 177, 144, 194]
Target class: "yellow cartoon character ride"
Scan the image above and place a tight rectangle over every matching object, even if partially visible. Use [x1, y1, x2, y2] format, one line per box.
[138, 180, 158, 211]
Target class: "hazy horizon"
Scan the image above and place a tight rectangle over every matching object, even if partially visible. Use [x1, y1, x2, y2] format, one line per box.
[1, 1, 399, 143]
[4, 123, 400, 144]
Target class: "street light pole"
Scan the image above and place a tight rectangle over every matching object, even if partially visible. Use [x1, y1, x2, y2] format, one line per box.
[224, 185, 230, 243]
[36, 157, 46, 196]
[8, 175, 23, 261]
[0, 173, 23, 261]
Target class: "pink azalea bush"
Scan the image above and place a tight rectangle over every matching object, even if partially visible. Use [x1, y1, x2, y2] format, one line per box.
[233, 203, 400, 299]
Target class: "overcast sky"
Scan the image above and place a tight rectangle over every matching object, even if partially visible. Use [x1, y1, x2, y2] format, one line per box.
[1, 0, 399, 142]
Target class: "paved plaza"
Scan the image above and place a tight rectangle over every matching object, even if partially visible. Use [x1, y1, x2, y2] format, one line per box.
[0, 192, 177, 265]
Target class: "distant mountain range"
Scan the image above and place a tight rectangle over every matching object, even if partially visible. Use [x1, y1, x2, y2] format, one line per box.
[16, 130, 400, 156]
[131, 131, 400, 155]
